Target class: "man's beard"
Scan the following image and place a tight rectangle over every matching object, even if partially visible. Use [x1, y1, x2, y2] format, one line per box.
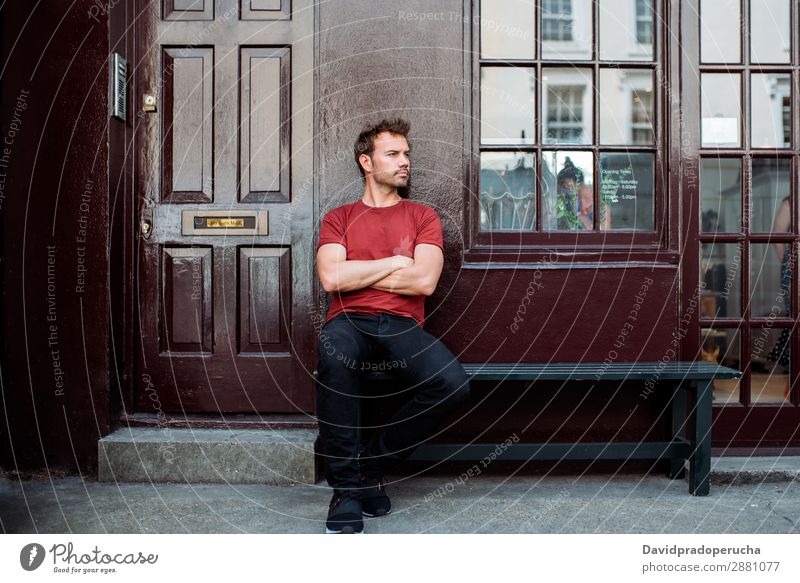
[398, 175, 410, 198]
[375, 171, 411, 198]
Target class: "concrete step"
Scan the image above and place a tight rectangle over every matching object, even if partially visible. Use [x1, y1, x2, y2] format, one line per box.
[709, 456, 800, 484]
[98, 427, 799, 486]
[98, 427, 318, 485]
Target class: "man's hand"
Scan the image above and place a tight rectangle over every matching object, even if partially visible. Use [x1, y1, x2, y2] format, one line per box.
[390, 255, 415, 271]
[369, 244, 443, 296]
[316, 243, 413, 293]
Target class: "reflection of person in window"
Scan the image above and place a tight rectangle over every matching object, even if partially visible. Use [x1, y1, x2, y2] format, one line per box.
[554, 157, 582, 230]
[767, 195, 791, 400]
[577, 184, 611, 230]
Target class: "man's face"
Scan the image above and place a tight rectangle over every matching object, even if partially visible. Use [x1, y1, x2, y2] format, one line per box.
[362, 132, 410, 188]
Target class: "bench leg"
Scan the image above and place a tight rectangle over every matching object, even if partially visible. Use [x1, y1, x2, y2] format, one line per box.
[668, 383, 687, 479]
[689, 379, 712, 496]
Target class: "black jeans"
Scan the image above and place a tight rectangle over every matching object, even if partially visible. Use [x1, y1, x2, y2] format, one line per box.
[316, 312, 470, 489]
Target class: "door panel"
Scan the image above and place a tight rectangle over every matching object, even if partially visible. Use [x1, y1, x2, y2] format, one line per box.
[239, 247, 291, 353]
[135, 0, 314, 413]
[239, 47, 291, 202]
[161, 47, 214, 202]
[162, 246, 213, 352]
[163, 0, 214, 20]
[242, 0, 291, 20]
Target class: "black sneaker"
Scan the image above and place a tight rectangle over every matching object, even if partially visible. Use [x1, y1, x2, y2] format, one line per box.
[325, 490, 363, 534]
[359, 474, 391, 517]
[356, 444, 392, 517]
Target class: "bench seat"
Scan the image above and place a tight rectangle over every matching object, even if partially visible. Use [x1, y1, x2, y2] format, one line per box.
[365, 361, 742, 496]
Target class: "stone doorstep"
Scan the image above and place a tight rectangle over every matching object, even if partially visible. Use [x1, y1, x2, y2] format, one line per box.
[98, 428, 319, 485]
[98, 428, 800, 486]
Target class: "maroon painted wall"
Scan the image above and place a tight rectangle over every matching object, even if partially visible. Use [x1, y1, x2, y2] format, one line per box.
[0, 1, 113, 473]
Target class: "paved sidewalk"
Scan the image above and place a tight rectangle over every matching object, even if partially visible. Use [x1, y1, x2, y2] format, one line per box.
[2, 470, 798, 534]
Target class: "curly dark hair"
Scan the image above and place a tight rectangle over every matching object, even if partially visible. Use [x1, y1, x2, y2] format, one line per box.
[557, 156, 584, 185]
[354, 117, 411, 179]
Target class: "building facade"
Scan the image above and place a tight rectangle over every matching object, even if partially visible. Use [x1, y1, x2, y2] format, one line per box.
[1, 0, 799, 474]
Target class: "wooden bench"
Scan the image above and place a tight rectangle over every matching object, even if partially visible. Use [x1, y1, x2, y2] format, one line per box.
[364, 362, 741, 496]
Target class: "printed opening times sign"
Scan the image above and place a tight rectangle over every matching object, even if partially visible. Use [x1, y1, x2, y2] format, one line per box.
[600, 166, 640, 203]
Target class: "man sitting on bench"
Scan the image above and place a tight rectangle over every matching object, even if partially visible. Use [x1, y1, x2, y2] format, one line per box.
[315, 117, 471, 534]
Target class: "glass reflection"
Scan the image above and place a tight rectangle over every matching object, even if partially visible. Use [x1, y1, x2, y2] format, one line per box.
[479, 152, 536, 230]
[599, 68, 654, 145]
[702, 328, 741, 403]
[541, 151, 593, 230]
[701, 243, 742, 317]
[701, 158, 741, 233]
[481, 0, 536, 59]
[752, 329, 791, 403]
[751, 244, 792, 321]
[750, 0, 791, 64]
[700, 0, 741, 63]
[599, 0, 655, 61]
[751, 158, 791, 232]
[599, 152, 654, 230]
[541, 0, 592, 59]
[701, 74, 741, 147]
[481, 67, 536, 145]
[751, 74, 791, 148]
[542, 67, 592, 144]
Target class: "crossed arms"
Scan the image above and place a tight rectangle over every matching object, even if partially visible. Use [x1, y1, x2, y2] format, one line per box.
[316, 243, 444, 296]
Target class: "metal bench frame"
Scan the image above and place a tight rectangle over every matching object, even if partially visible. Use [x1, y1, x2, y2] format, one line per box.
[366, 362, 742, 496]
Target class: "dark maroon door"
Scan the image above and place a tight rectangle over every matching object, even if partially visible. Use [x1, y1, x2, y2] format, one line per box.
[680, 0, 800, 448]
[134, 0, 314, 412]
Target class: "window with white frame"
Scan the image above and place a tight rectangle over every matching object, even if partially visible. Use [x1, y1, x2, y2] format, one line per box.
[546, 85, 585, 144]
[631, 89, 654, 144]
[636, 0, 654, 45]
[541, 0, 574, 42]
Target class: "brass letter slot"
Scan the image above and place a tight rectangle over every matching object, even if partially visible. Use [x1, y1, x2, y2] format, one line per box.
[196, 217, 254, 229]
[182, 210, 268, 236]
[206, 218, 245, 228]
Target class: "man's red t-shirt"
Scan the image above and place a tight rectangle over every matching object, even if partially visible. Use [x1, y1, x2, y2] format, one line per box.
[316, 198, 444, 327]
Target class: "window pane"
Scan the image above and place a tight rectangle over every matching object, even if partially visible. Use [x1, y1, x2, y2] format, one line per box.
[599, 0, 655, 61]
[752, 329, 791, 403]
[751, 73, 791, 149]
[481, 0, 536, 59]
[751, 243, 792, 318]
[750, 0, 791, 64]
[479, 152, 536, 230]
[542, 67, 592, 144]
[702, 328, 741, 403]
[701, 158, 741, 233]
[701, 243, 742, 317]
[541, 150, 593, 230]
[598, 152, 654, 230]
[599, 68, 654, 145]
[701, 74, 741, 147]
[751, 158, 791, 232]
[541, 0, 592, 59]
[481, 67, 536, 145]
[700, 0, 741, 63]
